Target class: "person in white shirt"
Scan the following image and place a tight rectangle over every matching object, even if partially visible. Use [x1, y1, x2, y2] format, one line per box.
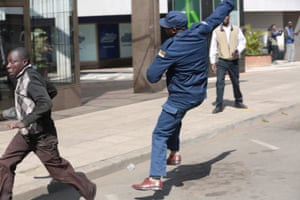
[284, 21, 299, 62]
[209, 15, 247, 113]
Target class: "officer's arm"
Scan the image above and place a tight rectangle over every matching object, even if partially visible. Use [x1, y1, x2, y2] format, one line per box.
[147, 39, 175, 83]
[147, 53, 173, 83]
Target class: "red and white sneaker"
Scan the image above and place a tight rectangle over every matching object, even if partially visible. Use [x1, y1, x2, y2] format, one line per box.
[132, 178, 162, 191]
[167, 153, 181, 165]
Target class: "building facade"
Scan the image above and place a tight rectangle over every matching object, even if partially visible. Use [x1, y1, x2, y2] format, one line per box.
[78, 0, 300, 69]
[0, 0, 81, 110]
[77, 0, 244, 69]
[77, 0, 167, 69]
[244, 0, 300, 60]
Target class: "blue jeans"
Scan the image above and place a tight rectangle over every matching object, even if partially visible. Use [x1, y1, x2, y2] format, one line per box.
[149, 99, 202, 177]
[215, 59, 243, 106]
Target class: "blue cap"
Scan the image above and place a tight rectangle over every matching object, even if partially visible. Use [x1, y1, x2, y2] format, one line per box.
[160, 11, 187, 30]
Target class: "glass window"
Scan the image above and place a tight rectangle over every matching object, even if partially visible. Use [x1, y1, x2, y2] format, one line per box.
[30, 0, 75, 83]
[79, 24, 97, 62]
[0, 7, 24, 110]
[173, 0, 200, 27]
[119, 23, 132, 58]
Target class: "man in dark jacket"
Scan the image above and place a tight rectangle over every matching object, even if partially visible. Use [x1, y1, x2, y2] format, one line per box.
[132, 0, 234, 191]
[268, 24, 283, 64]
[0, 47, 96, 200]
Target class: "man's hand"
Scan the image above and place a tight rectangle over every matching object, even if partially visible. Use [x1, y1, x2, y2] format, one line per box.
[7, 121, 26, 129]
[0, 111, 5, 121]
[232, 49, 239, 57]
[211, 64, 217, 74]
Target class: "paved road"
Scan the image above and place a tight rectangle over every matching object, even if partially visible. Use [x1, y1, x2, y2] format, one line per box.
[31, 105, 300, 200]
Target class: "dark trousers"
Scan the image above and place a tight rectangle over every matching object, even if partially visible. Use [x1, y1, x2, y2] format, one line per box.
[271, 45, 279, 61]
[216, 59, 243, 106]
[0, 133, 94, 200]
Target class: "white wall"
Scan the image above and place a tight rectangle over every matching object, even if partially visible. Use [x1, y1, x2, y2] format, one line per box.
[78, 0, 300, 16]
[77, 0, 168, 17]
[244, 0, 300, 12]
[245, 12, 284, 30]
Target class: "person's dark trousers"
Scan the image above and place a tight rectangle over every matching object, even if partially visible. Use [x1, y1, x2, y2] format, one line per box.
[0, 133, 94, 200]
[216, 59, 243, 106]
[271, 45, 279, 62]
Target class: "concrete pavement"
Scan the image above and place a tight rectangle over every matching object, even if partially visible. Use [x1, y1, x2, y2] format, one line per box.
[0, 61, 299, 199]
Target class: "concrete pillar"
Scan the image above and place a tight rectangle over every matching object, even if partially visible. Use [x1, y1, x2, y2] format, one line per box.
[131, 0, 164, 93]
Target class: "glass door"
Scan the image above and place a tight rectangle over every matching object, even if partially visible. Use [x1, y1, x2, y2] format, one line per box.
[0, 7, 24, 109]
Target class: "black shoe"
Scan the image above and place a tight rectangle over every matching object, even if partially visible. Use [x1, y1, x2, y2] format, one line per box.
[234, 102, 247, 109]
[212, 105, 223, 114]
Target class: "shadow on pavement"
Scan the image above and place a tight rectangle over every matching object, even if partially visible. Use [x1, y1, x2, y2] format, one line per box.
[31, 178, 81, 200]
[134, 150, 236, 200]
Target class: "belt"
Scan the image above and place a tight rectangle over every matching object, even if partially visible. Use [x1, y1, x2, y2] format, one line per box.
[219, 58, 238, 62]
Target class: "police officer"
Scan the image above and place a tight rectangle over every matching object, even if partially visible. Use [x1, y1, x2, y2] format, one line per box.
[132, 0, 234, 191]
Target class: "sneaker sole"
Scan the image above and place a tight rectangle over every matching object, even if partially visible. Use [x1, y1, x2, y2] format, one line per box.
[133, 187, 162, 191]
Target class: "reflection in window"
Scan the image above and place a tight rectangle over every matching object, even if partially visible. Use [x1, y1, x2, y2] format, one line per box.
[0, 7, 24, 110]
[30, 0, 75, 83]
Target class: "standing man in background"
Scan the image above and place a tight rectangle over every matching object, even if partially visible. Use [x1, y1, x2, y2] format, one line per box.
[268, 24, 283, 64]
[284, 21, 299, 63]
[210, 15, 247, 114]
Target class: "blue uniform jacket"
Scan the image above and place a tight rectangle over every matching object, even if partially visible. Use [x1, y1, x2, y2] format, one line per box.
[147, 0, 234, 109]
